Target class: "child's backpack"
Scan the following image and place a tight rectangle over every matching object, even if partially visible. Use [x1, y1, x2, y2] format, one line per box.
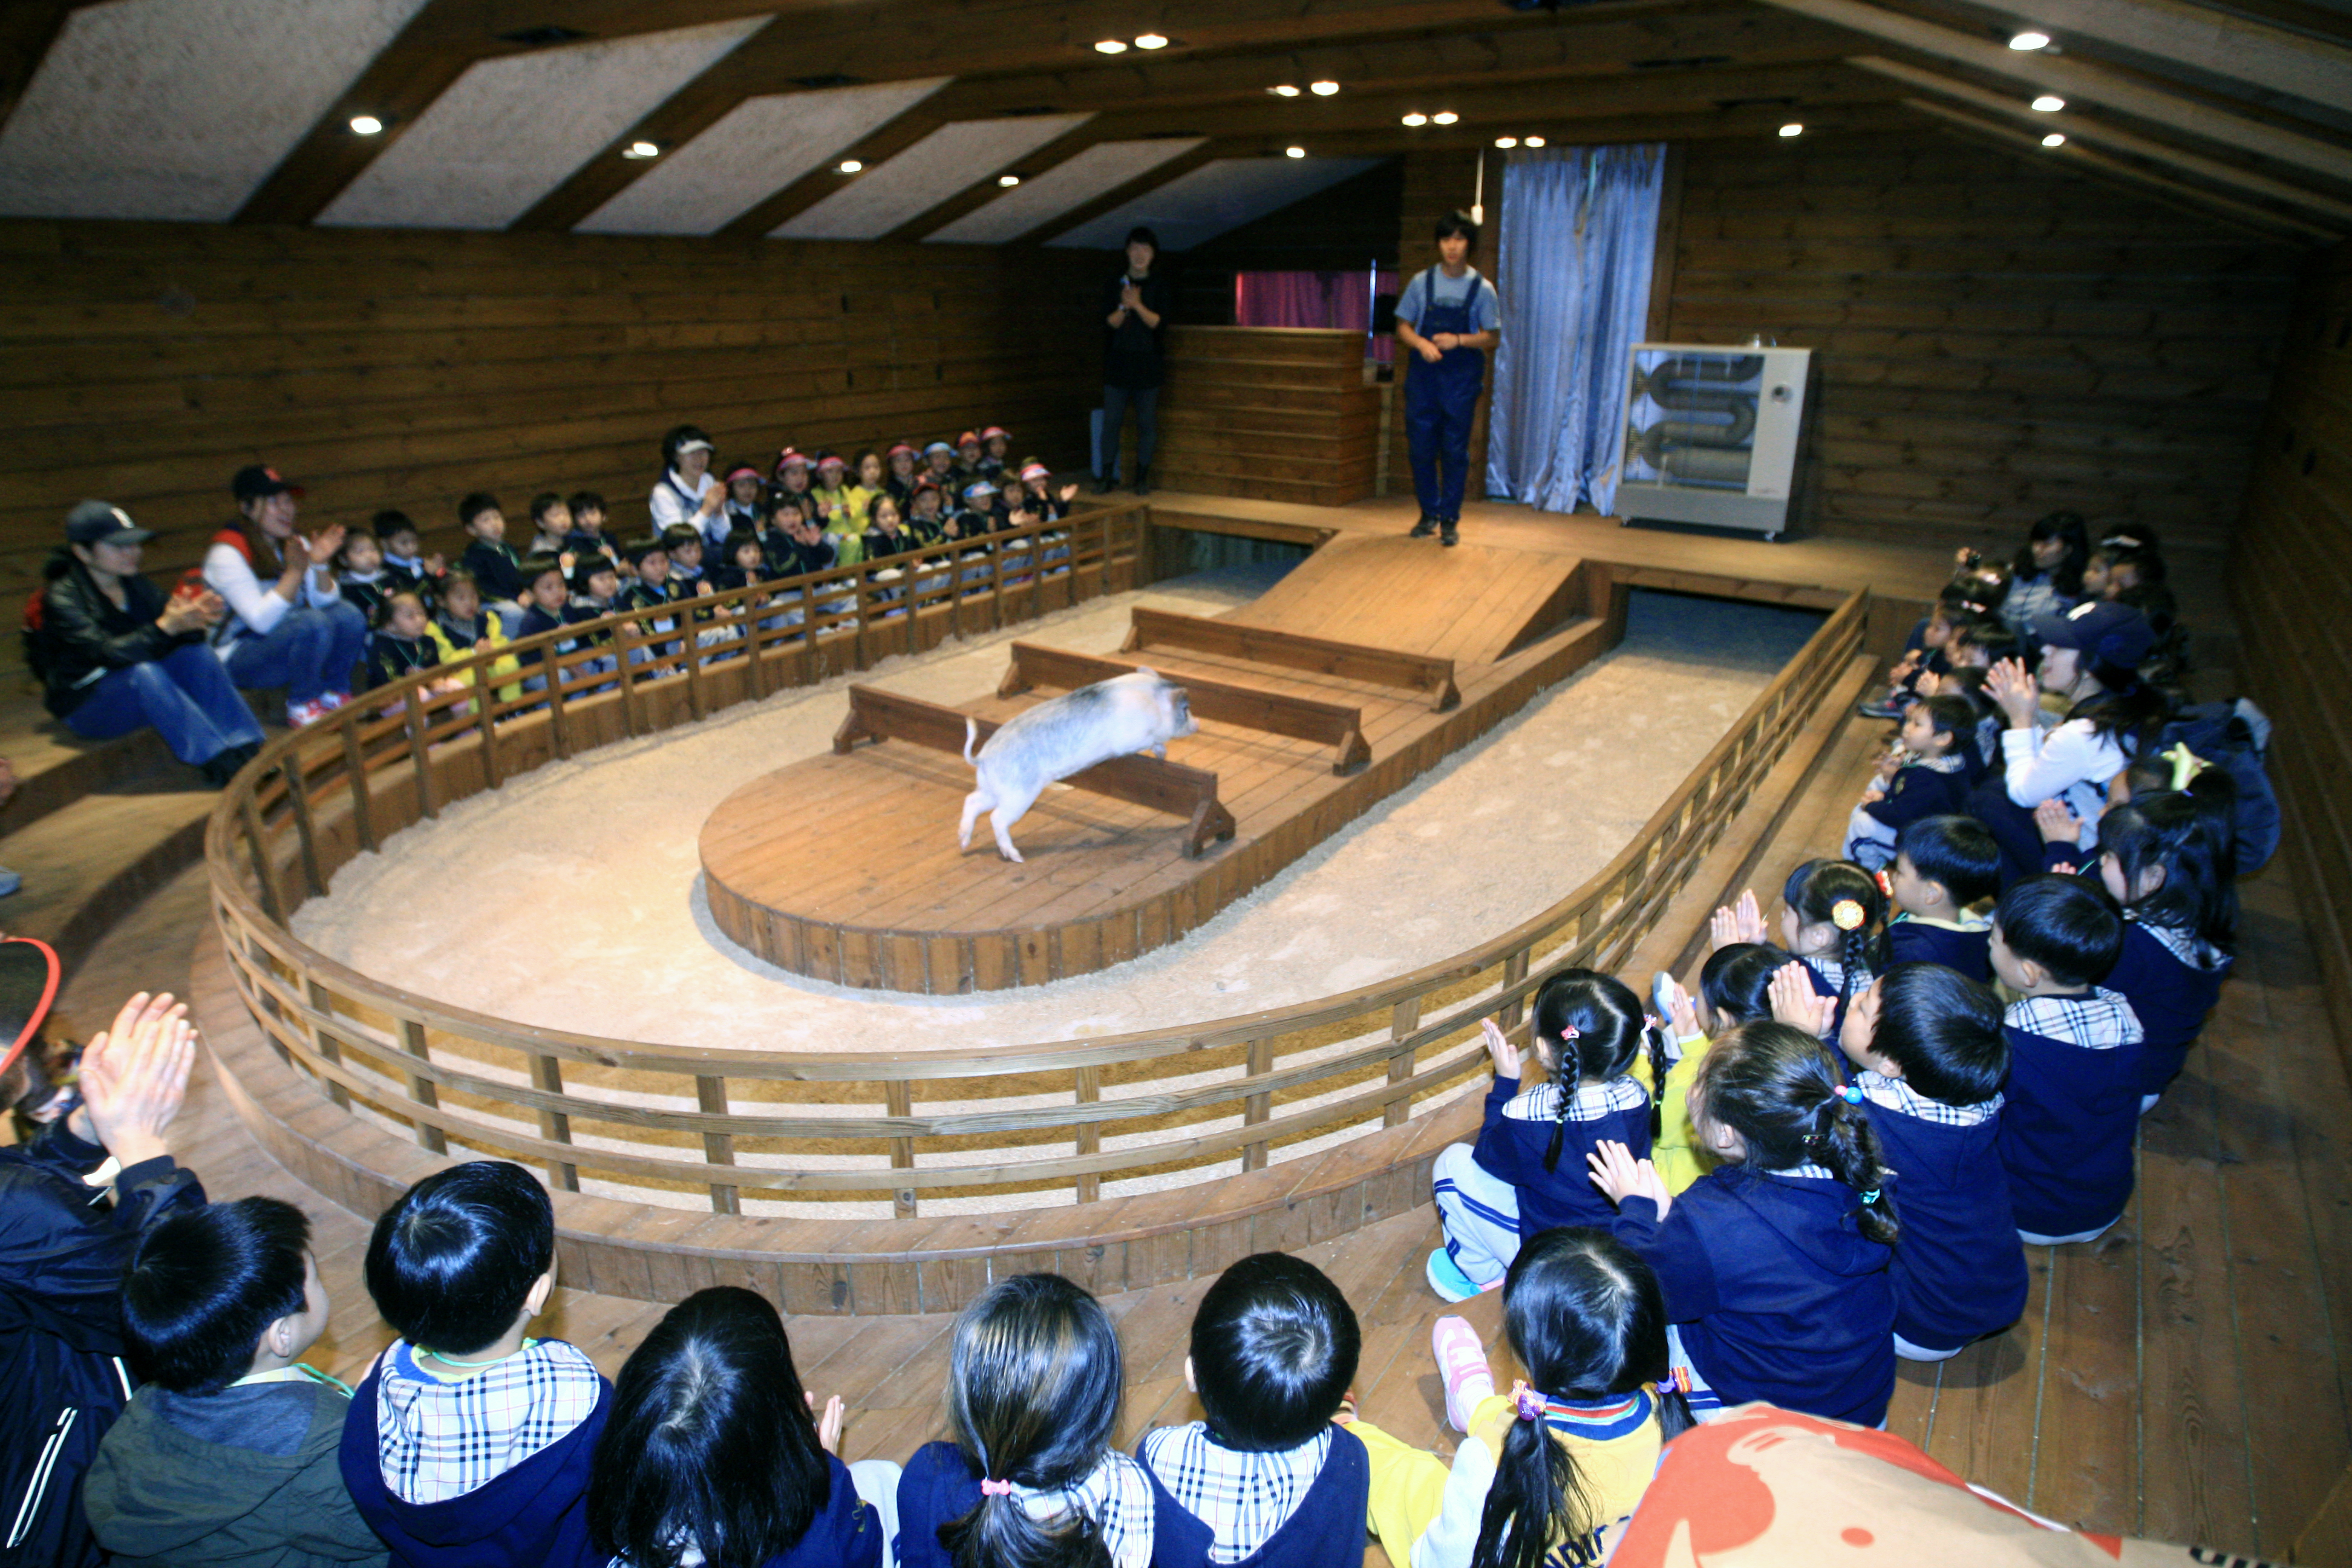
[2152, 699, 2279, 872]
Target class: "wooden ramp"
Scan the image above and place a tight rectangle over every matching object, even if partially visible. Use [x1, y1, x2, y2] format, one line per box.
[1222, 534, 1582, 666]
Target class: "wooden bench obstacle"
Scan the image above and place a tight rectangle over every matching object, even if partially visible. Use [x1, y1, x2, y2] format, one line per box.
[996, 643, 1372, 776]
[1121, 607, 1461, 712]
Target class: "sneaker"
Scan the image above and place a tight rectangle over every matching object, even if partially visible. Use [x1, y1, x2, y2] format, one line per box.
[318, 690, 354, 713]
[1426, 1245, 1494, 1304]
[285, 697, 330, 728]
[1856, 695, 1908, 720]
[1410, 515, 1438, 539]
[1440, 521, 1460, 547]
[0, 867, 21, 899]
[1650, 970, 1681, 1030]
[1432, 1314, 1496, 1434]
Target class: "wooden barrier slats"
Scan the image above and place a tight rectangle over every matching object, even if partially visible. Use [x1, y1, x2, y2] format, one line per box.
[998, 642, 1370, 775]
[1123, 607, 1460, 711]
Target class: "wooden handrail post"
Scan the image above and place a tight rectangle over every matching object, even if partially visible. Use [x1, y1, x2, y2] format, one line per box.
[406, 695, 438, 819]
[1242, 1038, 1275, 1171]
[238, 792, 284, 926]
[1499, 949, 1531, 1031]
[695, 1075, 740, 1214]
[615, 624, 642, 739]
[340, 723, 377, 852]
[885, 1079, 918, 1218]
[1073, 1067, 1102, 1202]
[399, 1018, 448, 1154]
[280, 754, 325, 900]
[546, 652, 572, 760]
[1385, 998, 1423, 1126]
[531, 1054, 579, 1191]
[302, 976, 350, 1109]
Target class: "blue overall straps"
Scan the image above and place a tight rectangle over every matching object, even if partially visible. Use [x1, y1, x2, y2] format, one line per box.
[1404, 266, 1487, 525]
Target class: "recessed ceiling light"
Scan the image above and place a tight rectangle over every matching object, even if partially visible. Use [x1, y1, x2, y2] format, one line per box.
[2042, 131, 2066, 146]
[1309, 80, 1339, 96]
[1401, 113, 1427, 126]
[1494, 136, 1518, 148]
[837, 158, 862, 172]
[1285, 145, 1306, 157]
[998, 174, 1021, 186]
[1431, 111, 1459, 125]
[1134, 33, 1168, 48]
[2031, 94, 2065, 111]
[349, 114, 384, 135]
[1778, 122, 1804, 137]
[1523, 135, 1545, 147]
[1269, 84, 1301, 97]
[1094, 38, 1127, 53]
[624, 139, 659, 158]
[2009, 29, 2051, 48]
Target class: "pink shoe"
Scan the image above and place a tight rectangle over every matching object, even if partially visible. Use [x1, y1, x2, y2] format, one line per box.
[284, 697, 330, 728]
[1432, 1315, 1494, 1434]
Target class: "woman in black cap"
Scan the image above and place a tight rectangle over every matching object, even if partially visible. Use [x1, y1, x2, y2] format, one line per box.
[1096, 226, 1171, 495]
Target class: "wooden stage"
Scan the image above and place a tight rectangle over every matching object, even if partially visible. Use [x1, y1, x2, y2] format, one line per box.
[699, 536, 1616, 991]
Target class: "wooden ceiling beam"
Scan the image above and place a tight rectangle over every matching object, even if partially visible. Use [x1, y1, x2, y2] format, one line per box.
[1754, 0, 2352, 184]
[880, 118, 1114, 243]
[713, 102, 972, 238]
[0, 1, 72, 137]
[1939, 0, 2352, 111]
[1902, 98, 2328, 239]
[1852, 54, 2352, 225]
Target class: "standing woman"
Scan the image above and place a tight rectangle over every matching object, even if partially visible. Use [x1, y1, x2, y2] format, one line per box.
[1394, 212, 1501, 547]
[648, 423, 725, 541]
[1096, 226, 1171, 496]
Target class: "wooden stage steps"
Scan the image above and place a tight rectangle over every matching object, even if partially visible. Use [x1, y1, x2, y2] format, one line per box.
[699, 542, 1597, 991]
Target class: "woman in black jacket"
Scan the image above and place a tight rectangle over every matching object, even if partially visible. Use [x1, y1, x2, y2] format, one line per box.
[29, 503, 263, 786]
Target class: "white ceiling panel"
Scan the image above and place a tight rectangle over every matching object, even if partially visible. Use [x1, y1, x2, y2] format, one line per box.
[318, 17, 769, 230]
[925, 137, 1207, 244]
[774, 114, 1090, 240]
[0, 0, 432, 220]
[578, 77, 949, 236]
[1051, 157, 1383, 252]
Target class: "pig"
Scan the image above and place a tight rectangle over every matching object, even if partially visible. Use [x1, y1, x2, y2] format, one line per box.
[960, 668, 1197, 862]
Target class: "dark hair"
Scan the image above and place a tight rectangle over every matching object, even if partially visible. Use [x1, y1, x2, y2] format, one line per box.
[379, 589, 428, 629]
[364, 1160, 554, 1355]
[2063, 674, 2172, 763]
[372, 509, 419, 543]
[330, 528, 377, 572]
[1993, 874, 2123, 989]
[2015, 510, 2089, 598]
[520, 552, 566, 594]
[1434, 210, 1480, 247]
[569, 555, 616, 595]
[1472, 1230, 1691, 1568]
[589, 1287, 831, 1568]
[1189, 1253, 1360, 1451]
[769, 492, 809, 524]
[439, 566, 485, 605]
[1947, 622, 2020, 668]
[569, 491, 607, 518]
[1783, 860, 1886, 1010]
[1946, 564, 2010, 616]
[623, 535, 671, 567]
[660, 524, 704, 554]
[1123, 226, 1158, 253]
[531, 491, 567, 527]
[123, 1197, 312, 1394]
[459, 492, 502, 529]
[2100, 785, 2238, 953]
[1693, 1022, 1898, 1246]
[1912, 694, 1976, 750]
[941, 1275, 1122, 1568]
[1864, 964, 2006, 1105]
[1529, 969, 1672, 1160]
[2105, 544, 2166, 591]
[1700, 942, 1798, 1027]
[724, 529, 765, 564]
[661, 425, 713, 472]
[1895, 815, 2000, 907]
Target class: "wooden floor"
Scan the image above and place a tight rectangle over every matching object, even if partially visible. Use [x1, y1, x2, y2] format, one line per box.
[1222, 534, 1579, 665]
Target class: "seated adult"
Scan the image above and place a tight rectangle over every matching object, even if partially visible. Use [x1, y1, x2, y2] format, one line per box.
[31, 502, 263, 789]
[204, 465, 366, 728]
[0, 971, 207, 1568]
[648, 423, 725, 540]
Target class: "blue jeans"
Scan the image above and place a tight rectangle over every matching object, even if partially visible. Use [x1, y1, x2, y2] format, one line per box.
[63, 644, 264, 765]
[224, 602, 368, 704]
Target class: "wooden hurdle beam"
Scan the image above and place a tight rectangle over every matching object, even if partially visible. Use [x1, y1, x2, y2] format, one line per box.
[997, 642, 1372, 776]
[1120, 606, 1460, 712]
[831, 685, 1238, 858]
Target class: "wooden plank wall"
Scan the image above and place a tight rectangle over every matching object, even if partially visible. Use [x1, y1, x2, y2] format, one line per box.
[1148, 327, 1382, 505]
[1662, 128, 2304, 557]
[2230, 238, 2352, 1067]
[1387, 149, 1500, 503]
[0, 221, 1107, 600]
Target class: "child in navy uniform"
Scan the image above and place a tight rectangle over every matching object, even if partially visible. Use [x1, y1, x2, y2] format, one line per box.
[339, 1160, 613, 1568]
[1429, 970, 1667, 1302]
[1828, 962, 2024, 1361]
[1590, 1019, 1900, 1428]
[374, 512, 445, 612]
[1846, 696, 1976, 869]
[1883, 815, 1999, 982]
[457, 494, 525, 632]
[2097, 778, 2235, 1109]
[1989, 875, 2143, 1246]
[1137, 1253, 1367, 1568]
[587, 1287, 889, 1568]
[896, 1274, 1152, 1568]
[363, 590, 449, 695]
[335, 529, 391, 627]
[1714, 863, 1884, 1039]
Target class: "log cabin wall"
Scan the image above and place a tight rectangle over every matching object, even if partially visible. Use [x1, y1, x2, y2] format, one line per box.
[2231, 239, 2352, 1064]
[0, 221, 1106, 616]
[1146, 327, 1383, 505]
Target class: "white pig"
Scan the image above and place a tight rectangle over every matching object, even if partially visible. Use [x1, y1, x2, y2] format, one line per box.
[960, 668, 1197, 862]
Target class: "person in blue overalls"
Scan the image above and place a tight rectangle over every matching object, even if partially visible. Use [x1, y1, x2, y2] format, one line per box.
[1394, 211, 1501, 547]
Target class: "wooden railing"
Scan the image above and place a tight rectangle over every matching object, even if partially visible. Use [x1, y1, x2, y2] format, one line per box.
[206, 522, 1867, 1219]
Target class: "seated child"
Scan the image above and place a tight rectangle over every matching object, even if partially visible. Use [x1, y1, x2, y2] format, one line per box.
[846, 450, 887, 527]
[1861, 580, 1991, 719]
[897, 1273, 1151, 1568]
[1357, 1230, 1687, 1568]
[906, 479, 950, 546]
[527, 492, 573, 558]
[2097, 779, 2235, 1109]
[1846, 694, 1976, 869]
[1642, 941, 1797, 1194]
[710, 529, 776, 597]
[920, 441, 959, 492]
[513, 554, 573, 684]
[1137, 1253, 1368, 1568]
[339, 1160, 612, 1567]
[587, 1287, 889, 1568]
[560, 557, 623, 687]
[661, 524, 710, 593]
[375, 512, 446, 611]
[976, 426, 1011, 482]
[811, 453, 855, 532]
[613, 536, 685, 664]
[364, 591, 466, 716]
[1988, 875, 2143, 1245]
[1017, 462, 1078, 523]
[567, 493, 612, 560]
[776, 500, 840, 578]
[1429, 970, 1665, 1301]
[721, 464, 766, 534]
[457, 494, 526, 631]
[863, 494, 913, 564]
[1589, 1019, 1900, 1427]
[1829, 962, 2025, 1360]
[430, 569, 523, 707]
[1711, 863, 1884, 1039]
[884, 442, 921, 508]
[954, 431, 985, 484]
[86, 1196, 385, 1567]
[336, 528, 391, 627]
[1883, 815, 1999, 981]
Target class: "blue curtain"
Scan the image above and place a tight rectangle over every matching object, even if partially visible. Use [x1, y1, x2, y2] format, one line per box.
[1486, 144, 1667, 516]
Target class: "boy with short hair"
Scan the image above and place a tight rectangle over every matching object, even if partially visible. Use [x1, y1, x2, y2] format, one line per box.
[1845, 694, 1976, 871]
[457, 495, 525, 627]
[1989, 875, 2143, 1246]
[86, 1197, 386, 1567]
[1138, 1252, 1369, 1568]
[339, 1161, 610, 1568]
[373, 512, 445, 611]
[1884, 815, 2000, 981]
[526, 494, 572, 557]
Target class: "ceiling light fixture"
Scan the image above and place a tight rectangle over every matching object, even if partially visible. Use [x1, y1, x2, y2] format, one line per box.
[1431, 110, 1458, 124]
[1309, 80, 1339, 96]
[350, 114, 384, 135]
[837, 158, 863, 172]
[1401, 112, 1428, 126]
[1269, 83, 1301, 96]
[624, 139, 659, 158]
[2008, 29, 2051, 48]
[2042, 131, 2066, 146]
[1778, 122, 1804, 137]
[1094, 38, 1127, 53]
[1494, 136, 1518, 147]
[1523, 134, 1545, 147]
[2031, 94, 2065, 111]
[1285, 145, 1307, 158]
[1134, 33, 1168, 48]
[998, 174, 1021, 186]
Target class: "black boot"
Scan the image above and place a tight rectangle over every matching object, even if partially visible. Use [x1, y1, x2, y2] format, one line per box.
[1092, 472, 1117, 495]
[1440, 520, 1460, 547]
[1410, 515, 1437, 538]
[1132, 466, 1151, 496]
[197, 740, 260, 788]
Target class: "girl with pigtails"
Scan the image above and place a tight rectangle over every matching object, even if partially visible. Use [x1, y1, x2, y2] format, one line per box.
[896, 1273, 1153, 1568]
[1713, 861, 1886, 1041]
[1589, 1020, 1900, 1428]
[1428, 972, 1675, 1304]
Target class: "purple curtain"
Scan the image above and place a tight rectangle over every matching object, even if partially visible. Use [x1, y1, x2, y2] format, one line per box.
[1235, 270, 1390, 362]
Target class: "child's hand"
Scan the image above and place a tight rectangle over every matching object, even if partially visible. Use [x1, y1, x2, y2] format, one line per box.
[807, 1391, 845, 1453]
[2033, 797, 2079, 845]
[1890, 650, 1919, 678]
[1480, 1018, 1522, 1080]
[473, 638, 495, 654]
[558, 551, 577, 575]
[1587, 1140, 1671, 1218]
[1860, 782, 1886, 804]
[425, 552, 446, 573]
[1915, 669, 1942, 697]
[1661, 975, 1701, 1042]
[694, 580, 714, 596]
[1875, 748, 1904, 782]
[1059, 482, 1079, 502]
[1709, 889, 1767, 952]
[1768, 962, 1837, 1036]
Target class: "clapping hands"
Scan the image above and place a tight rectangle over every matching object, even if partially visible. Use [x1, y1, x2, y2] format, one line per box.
[1479, 1017, 1522, 1080]
[1587, 1139, 1671, 1219]
[1985, 656, 2042, 729]
[1768, 961, 1837, 1037]
[74, 991, 198, 1168]
[1710, 889, 1766, 951]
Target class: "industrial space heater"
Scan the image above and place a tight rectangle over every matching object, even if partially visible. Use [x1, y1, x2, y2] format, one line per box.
[1617, 344, 1812, 539]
